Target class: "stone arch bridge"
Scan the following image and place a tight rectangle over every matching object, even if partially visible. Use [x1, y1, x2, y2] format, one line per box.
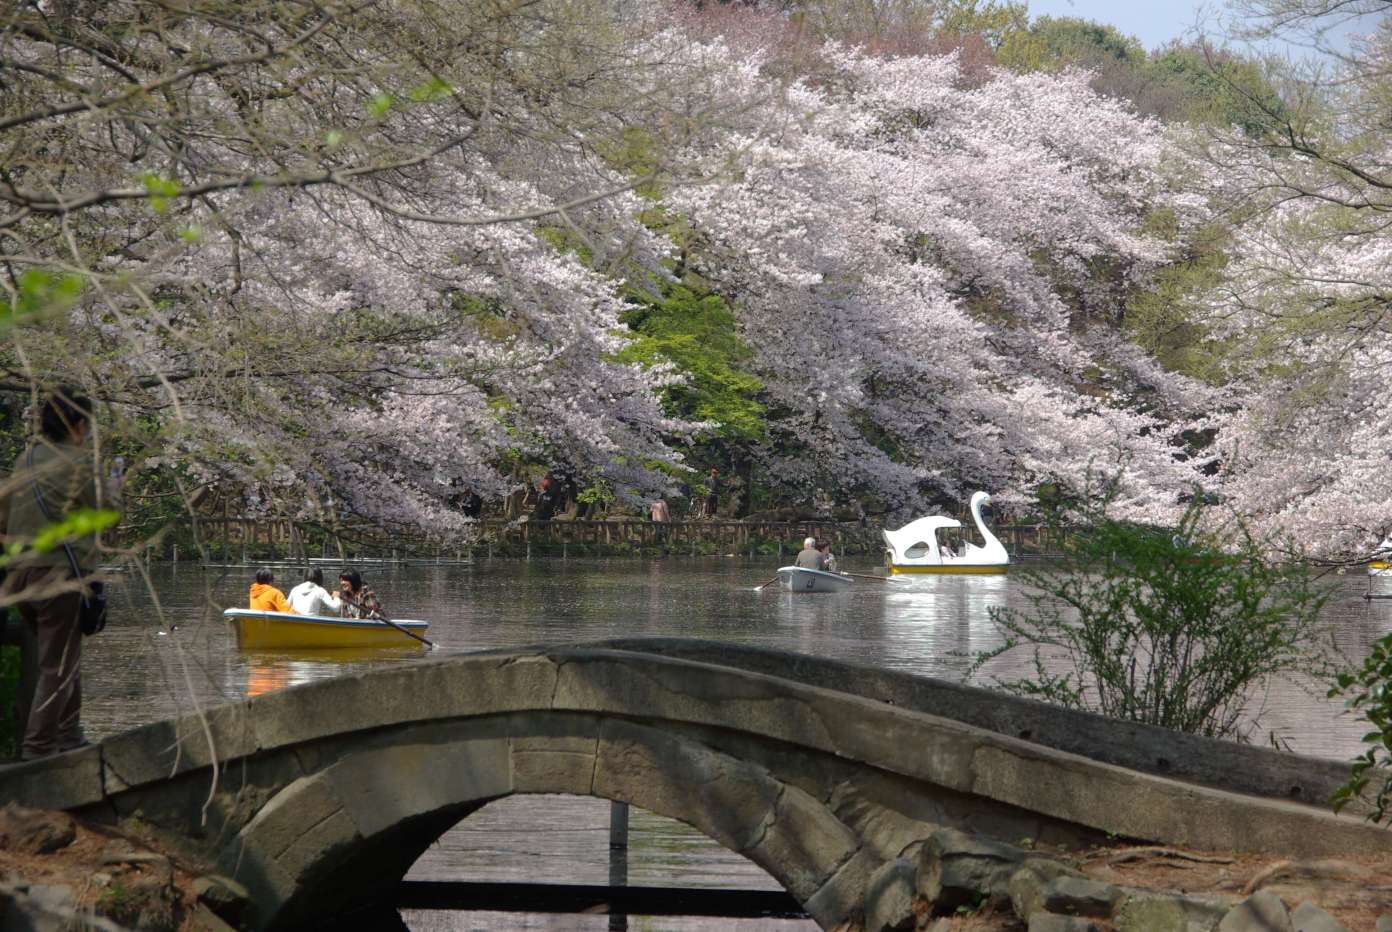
[1, 640, 1386, 929]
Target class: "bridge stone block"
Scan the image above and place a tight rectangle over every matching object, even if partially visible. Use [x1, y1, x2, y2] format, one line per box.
[821, 706, 981, 797]
[225, 773, 344, 869]
[829, 772, 946, 861]
[275, 807, 359, 880]
[101, 704, 257, 792]
[864, 857, 918, 932]
[247, 655, 558, 751]
[556, 652, 989, 798]
[745, 780, 860, 902]
[656, 719, 862, 804]
[0, 746, 103, 811]
[512, 734, 598, 796]
[919, 826, 1031, 910]
[967, 744, 1376, 859]
[320, 740, 512, 839]
[555, 653, 836, 749]
[218, 773, 345, 919]
[593, 718, 779, 854]
[805, 845, 882, 929]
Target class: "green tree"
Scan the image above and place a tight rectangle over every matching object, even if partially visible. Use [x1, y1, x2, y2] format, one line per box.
[999, 17, 1285, 132]
[998, 15, 1145, 73]
[620, 281, 766, 445]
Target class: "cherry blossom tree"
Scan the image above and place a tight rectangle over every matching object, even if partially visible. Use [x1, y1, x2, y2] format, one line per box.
[0, 0, 744, 537]
[3, 0, 1227, 539]
[1185, 5, 1392, 554]
[660, 35, 1217, 520]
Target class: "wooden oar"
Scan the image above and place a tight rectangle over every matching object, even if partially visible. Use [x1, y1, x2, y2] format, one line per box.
[755, 575, 781, 590]
[369, 610, 435, 649]
[841, 571, 900, 583]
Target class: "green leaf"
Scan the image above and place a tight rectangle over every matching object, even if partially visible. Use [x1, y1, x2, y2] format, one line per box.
[2, 509, 120, 567]
[367, 92, 395, 119]
[0, 269, 85, 333]
[140, 173, 180, 213]
[407, 77, 452, 102]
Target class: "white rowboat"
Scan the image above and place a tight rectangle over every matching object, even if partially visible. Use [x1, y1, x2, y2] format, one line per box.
[776, 566, 853, 593]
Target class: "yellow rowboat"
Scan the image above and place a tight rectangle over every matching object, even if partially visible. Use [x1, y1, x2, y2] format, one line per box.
[224, 608, 430, 649]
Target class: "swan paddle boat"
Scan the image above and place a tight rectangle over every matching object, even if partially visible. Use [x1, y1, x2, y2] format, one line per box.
[224, 608, 430, 649]
[776, 566, 854, 593]
[882, 491, 1009, 575]
[1371, 535, 1392, 577]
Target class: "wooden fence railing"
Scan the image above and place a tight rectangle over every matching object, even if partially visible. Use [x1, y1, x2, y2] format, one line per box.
[127, 516, 1075, 564]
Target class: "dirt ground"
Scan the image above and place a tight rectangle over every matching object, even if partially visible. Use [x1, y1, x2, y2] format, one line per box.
[921, 843, 1392, 931]
[0, 809, 206, 931]
[3, 809, 1391, 930]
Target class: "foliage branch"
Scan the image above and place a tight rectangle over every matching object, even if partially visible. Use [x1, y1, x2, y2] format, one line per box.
[968, 475, 1332, 739]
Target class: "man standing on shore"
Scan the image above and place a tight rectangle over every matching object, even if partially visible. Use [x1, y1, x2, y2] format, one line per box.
[2, 389, 118, 761]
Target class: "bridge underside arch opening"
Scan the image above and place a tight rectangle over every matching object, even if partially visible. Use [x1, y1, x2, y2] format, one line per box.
[409, 793, 787, 889]
[218, 712, 872, 930]
[397, 794, 810, 927]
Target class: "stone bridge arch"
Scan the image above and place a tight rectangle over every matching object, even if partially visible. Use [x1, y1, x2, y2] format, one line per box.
[227, 713, 865, 929]
[2, 641, 1388, 930]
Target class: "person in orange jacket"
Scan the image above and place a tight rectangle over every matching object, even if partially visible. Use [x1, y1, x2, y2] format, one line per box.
[248, 568, 296, 613]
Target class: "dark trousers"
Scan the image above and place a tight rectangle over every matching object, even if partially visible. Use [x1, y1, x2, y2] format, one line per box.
[9, 566, 83, 760]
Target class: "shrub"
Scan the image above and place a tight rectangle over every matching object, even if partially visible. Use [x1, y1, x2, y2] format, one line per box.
[968, 484, 1332, 739]
[1329, 633, 1392, 822]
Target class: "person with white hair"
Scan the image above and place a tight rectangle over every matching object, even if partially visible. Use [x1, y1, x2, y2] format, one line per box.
[794, 536, 825, 570]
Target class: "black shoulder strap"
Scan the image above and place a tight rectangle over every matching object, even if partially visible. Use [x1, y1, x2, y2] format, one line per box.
[27, 445, 87, 584]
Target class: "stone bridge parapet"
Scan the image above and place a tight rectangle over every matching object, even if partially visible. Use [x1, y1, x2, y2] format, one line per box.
[0, 640, 1384, 930]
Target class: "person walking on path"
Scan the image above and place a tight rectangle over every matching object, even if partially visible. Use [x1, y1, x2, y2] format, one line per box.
[650, 497, 671, 554]
[703, 468, 720, 519]
[1, 388, 118, 761]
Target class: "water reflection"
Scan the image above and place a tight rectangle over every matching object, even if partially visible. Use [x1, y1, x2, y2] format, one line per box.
[879, 574, 1008, 657]
[83, 558, 1392, 759]
[243, 646, 427, 698]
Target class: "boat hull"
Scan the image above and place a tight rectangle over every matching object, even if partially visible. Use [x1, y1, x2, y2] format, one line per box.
[887, 563, 1008, 575]
[776, 566, 853, 593]
[224, 608, 429, 649]
[1372, 560, 1392, 577]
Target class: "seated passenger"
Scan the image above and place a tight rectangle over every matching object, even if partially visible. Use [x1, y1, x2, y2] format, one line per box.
[794, 536, 825, 569]
[288, 568, 342, 616]
[817, 539, 839, 573]
[338, 569, 385, 620]
[249, 568, 296, 613]
[939, 540, 955, 559]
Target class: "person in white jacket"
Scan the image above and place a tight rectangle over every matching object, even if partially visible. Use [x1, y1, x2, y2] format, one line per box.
[288, 568, 342, 616]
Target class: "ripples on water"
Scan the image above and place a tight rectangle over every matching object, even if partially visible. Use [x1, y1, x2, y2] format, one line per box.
[82, 558, 1392, 929]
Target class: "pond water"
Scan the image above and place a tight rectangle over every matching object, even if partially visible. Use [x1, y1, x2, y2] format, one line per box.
[82, 557, 1392, 930]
